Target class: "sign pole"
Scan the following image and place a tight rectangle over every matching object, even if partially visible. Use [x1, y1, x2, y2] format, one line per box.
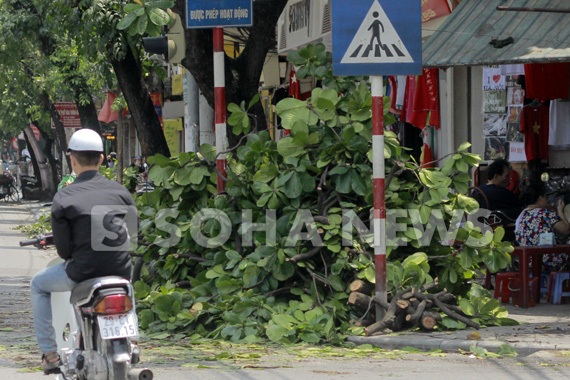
[371, 76, 386, 321]
[213, 27, 227, 193]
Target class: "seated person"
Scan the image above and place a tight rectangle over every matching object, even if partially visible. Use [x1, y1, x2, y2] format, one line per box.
[476, 159, 524, 220]
[515, 183, 570, 271]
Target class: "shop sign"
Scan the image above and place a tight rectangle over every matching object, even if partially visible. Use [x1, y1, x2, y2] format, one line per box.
[51, 102, 81, 128]
[186, 0, 253, 28]
[421, 0, 451, 23]
[332, 0, 421, 76]
[172, 74, 184, 96]
[164, 118, 183, 156]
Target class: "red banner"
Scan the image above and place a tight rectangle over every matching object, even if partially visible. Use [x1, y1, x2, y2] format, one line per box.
[422, 0, 451, 23]
[52, 102, 81, 128]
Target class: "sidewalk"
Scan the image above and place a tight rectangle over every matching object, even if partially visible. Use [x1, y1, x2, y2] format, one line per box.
[349, 302, 570, 355]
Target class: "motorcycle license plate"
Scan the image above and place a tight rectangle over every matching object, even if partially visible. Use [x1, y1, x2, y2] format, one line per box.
[97, 313, 139, 340]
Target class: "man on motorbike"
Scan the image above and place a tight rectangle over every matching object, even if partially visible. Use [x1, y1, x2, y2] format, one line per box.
[30, 128, 136, 374]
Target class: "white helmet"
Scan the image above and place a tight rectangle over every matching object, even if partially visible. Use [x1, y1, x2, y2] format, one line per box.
[67, 129, 104, 152]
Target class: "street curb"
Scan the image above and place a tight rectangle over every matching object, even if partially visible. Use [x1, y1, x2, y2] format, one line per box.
[347, 335, 570, 355]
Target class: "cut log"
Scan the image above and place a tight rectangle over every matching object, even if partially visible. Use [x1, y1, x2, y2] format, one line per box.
[349, 279, 373, 295]
[420, 310, 442, 330]
[407, 299, 427, 326]
[415, 292, 480, 329]
[348, 292, 373, 310]
[396, 299, 410, 310]
[365, 287, 411, 335]
[438, 293, 457, 304]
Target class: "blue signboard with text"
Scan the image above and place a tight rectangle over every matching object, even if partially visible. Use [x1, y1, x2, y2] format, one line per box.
[186, 0, 253, 29]
[332, 0, 421, 76]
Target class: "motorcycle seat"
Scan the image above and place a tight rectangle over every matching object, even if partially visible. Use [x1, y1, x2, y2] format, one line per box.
[70, 276, 131, 306]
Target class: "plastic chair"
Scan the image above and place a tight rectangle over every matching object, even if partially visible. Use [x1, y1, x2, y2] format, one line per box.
[494, 272, 520, 303]
[510, 277, 539, 307]
[547, 272, 570, 304]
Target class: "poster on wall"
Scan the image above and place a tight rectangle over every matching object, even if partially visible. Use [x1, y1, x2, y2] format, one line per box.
[507, 87, 525, 105]
[483, 90, 507, 113]
[506, 75, 522, 88]
[484, 136, 508, 160]
[506, 122, 523, 142]
[509, 141, 526, 162]
[483, 113, 508, 135]
[507, 105, 523, 123]
[483, 66, 506, 91]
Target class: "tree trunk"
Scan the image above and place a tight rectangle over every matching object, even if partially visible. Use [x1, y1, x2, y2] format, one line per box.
[174, 0, 288, 149]
[39, 92, 71, 170]
[74, 89, 102, 135]
[112, 46, 170, 158]
[37, 127, 61, 194]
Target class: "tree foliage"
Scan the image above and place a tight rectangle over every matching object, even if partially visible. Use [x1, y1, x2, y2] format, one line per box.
[133, 44, 514, 343]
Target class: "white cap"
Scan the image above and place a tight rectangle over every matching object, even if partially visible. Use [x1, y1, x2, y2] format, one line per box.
[67, 129, 104, 152]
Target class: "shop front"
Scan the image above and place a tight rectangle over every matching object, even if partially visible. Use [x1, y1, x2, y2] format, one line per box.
[422, 0, 570, 190]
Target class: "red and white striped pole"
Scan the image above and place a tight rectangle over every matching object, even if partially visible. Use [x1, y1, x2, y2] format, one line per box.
[214, 27, 227, 193]
[371, 76, 386, 320]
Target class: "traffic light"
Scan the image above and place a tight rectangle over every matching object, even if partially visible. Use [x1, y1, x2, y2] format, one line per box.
[142, 10, 186, 64]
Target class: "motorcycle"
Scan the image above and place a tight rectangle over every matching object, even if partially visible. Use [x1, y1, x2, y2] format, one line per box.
[20, 233, 153, 380]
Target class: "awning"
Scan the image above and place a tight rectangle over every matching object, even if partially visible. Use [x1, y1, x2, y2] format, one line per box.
[422, 0, 570, 68]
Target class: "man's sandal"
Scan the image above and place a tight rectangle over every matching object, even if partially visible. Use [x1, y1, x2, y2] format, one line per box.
[42, 351, 62, 375]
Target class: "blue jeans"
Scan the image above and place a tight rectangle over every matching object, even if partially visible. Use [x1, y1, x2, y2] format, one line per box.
[30, 262, 77, 354]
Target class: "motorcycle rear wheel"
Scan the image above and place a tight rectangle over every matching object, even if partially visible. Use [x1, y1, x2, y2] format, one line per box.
[95, 325, 130, 380]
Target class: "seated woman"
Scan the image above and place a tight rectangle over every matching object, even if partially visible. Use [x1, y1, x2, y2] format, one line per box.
[515, 183, 570, 271]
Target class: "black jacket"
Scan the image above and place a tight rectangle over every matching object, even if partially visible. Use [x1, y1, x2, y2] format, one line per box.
[51, 170, 136, 283]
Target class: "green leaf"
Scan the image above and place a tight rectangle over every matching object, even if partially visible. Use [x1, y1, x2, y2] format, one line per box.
[328, 274, 345, 292]
[277, 137, 303, 157]
[457, 142, 471, 151]
[350, 170, 367, 195]
[282, 172, 303, 198]
[364, 266, 376, 283]
[155, 294, 173, 312]
[124, 4, 143, 12]
[117, 12, 138, 30]
[458, 298, 475, 316]
[149, 8, 171, 26]
[299, 332, 321, 343]
[248, 93, 260, 110]
[266, 324, 288, 342]
[497, 344, 518, 357]
[136, 14, 149, 35]
[148, 0, 176, 9]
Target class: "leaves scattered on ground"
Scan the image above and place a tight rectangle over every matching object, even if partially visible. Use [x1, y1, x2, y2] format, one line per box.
[138, 338, 450, 370]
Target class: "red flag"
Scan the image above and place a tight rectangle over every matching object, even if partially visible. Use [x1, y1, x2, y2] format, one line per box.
[289, 67, 301, 99]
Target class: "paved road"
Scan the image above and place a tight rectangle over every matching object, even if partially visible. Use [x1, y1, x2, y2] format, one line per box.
[0, 202, 569, 380]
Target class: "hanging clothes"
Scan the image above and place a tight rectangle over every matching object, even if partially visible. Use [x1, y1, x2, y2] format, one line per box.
[401, 76, 417, 124]
[548, 100, 570, 149]
[524, 63, 570, 100]
[408, 69, 440, 129]
[388, 76, 401, 115]
[500, 64, 525, 76]
[396, 75, 407, 109]
[520, 104, 550, 161]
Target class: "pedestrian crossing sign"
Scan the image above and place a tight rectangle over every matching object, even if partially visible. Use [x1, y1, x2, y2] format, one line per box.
[332, 0, 421, 76]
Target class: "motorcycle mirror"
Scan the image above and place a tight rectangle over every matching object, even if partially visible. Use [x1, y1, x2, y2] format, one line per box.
[541, 172, 550, 182]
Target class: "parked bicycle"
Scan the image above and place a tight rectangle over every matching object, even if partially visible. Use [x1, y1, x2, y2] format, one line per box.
[0, 173, 19, 203]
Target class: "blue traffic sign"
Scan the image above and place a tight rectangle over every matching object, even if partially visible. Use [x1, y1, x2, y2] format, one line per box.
[332, 0, 421, 76]
[186, 0, 253, 29]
